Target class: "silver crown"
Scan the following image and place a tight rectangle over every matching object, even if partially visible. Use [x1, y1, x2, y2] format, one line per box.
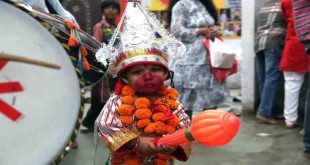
[95, 0, 185, 74]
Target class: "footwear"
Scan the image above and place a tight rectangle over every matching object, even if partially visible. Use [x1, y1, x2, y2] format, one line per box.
[228, 108, 242, 116]
[303, 153, 310, 158]
[70, 141, 79, 149]
[80, 127, 94, 133]
[285, 123, 296, 129]
[274, 114, 284, 120]
[256, 114, 278, 124]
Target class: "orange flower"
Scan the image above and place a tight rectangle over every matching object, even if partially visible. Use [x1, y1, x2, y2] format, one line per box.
[166, 93, 178, 101]
[167, 115, 180, 127]
[124, 157, 140, 165]
[152, 112, 165, 121]
[154, 121, 166, 135]
[155, 159, 168, 165]
[168, 100, 179, 110]
[121, 96, 135, 105]
[157, 153, 173, 160]
[167, 88, 178, 97]
[158, 87, 169, 95]
[134, 108, 152, 119]
[154, 98, 168, 106]
[134, 98, 151, 109]
[121, 85, 136, 96]
[144, 123, 156, 134]
[153, 105, 169, 113]
[120, 116, 133, 124]
[165, 125, 176, 134]
[137, 119, 151, 128]
[118, 104, 135, 116]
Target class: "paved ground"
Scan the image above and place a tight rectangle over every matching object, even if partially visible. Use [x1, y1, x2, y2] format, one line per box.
[60, 90, 310, 165]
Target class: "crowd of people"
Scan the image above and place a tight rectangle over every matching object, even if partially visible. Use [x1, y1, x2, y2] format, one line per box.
[254, 0, 310, 158]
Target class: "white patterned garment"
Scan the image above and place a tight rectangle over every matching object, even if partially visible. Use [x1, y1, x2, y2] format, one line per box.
[170, 0, 231, 111]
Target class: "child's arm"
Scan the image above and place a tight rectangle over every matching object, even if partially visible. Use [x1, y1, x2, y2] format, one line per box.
[97, 95, 139, 152]
[171, 102, 192, 161]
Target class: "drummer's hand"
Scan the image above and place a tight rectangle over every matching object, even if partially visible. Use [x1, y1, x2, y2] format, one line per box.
[155, 144, 177, 154]
[137, 137, 157, 155]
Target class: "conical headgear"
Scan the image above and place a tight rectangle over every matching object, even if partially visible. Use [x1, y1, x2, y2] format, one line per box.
[96, 0, 185, 77]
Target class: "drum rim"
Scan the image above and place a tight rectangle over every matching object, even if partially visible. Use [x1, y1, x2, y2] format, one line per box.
[2, 0, 85, 164]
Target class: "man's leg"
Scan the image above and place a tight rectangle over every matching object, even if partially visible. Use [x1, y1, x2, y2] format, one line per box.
[255, 51, 265, 96]
[256, 48, 282, 123]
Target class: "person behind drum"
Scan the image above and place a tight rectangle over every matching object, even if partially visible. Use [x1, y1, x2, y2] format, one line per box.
[93, 0, 120, 44]
[80, 0, 120, 133]
[95, 1, 191, 164]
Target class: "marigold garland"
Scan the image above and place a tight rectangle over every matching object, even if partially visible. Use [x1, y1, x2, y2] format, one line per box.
[154, 121, 166, 135]
[137, 119, 151, 128]
[118, 104, 135, 116]
[152, 112, 165, 121]
[168, 101, 179, 110]
[134, 108, 152, 119]
[134, 97, 151, 109]
[144, 123, 156, 134]
[121, 85, 136, 96]
[120, 116, 133, 124]
[167, 116, 180, 127]
[117, 85, 182, 164]
[122, 95, 135, 105]
[153, 105, 169, 113]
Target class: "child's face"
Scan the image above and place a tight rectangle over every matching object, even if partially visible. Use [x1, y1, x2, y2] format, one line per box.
[124, 64, 168, 94]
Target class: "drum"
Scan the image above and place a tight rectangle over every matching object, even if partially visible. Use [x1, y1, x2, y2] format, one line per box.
[0, 1, 85, 164]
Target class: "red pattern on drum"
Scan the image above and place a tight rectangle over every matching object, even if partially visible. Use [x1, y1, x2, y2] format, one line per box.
[0, 61, 24, 122]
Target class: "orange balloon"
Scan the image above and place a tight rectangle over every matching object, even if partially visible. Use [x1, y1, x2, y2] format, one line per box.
[156, 110, 240, 147]
[191, 110, 240, 146]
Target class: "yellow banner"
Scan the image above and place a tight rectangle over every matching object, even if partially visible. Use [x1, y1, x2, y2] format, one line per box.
[149, 0, 169, 11]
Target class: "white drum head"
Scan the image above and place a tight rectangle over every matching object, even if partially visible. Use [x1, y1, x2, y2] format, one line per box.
[0, 1, 81, 164]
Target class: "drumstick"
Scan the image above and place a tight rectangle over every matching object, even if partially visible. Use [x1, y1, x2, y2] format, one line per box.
[0, 52, 61, 70]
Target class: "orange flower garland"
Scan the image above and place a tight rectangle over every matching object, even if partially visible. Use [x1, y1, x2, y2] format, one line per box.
[117, 85, 181, 165]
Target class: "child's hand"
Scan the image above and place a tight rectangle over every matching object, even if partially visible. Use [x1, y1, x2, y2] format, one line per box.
[155, 144, 177, 154]
[137, 137, 157, 155]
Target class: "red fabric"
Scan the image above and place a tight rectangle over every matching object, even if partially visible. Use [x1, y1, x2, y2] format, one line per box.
[114, 80, 126, 95]
[203, 38, 238, 83]
[280, 0, 310, 73]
